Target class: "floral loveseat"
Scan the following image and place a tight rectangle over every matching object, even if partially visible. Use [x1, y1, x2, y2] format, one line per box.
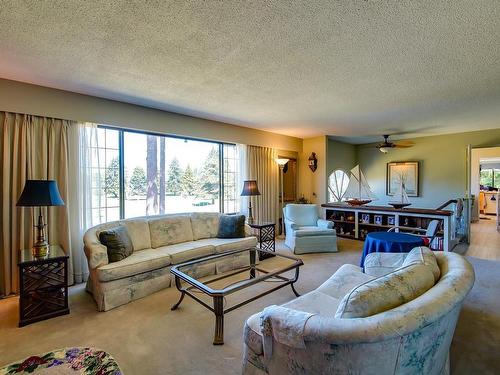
[242, 248, 474, 375]
[84, 213, 257, 311]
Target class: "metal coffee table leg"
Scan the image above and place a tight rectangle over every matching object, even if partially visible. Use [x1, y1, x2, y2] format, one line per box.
[213, 296, 224, 345]
[171, 276, 185, 310]
[290, 267, 301, 297]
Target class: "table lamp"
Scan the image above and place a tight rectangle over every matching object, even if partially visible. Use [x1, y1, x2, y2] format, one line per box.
[240, 180, 261, 223]
[17, 180, 65, 257]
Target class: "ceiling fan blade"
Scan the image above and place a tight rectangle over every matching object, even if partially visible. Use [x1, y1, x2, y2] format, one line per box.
[395, 140, 415, 146]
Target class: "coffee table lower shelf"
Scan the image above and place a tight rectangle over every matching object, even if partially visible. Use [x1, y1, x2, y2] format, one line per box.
[170, 248, 303, 345]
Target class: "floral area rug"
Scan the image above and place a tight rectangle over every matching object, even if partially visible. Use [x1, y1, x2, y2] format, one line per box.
[0, 347, 122, 374]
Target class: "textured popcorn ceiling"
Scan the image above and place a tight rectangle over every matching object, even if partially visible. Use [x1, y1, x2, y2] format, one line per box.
[0, 1, 499, 141]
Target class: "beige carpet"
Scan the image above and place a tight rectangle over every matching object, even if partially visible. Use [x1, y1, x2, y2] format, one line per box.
[0, 239, 498, 375]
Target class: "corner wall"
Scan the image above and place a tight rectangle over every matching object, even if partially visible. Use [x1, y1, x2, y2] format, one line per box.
[298, 136, 328, 204]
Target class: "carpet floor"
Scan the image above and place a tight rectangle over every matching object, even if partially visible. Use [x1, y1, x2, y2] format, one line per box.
[0, 239, 498, 374]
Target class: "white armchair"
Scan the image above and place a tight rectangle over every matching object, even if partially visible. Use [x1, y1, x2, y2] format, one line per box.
[283, 204, 337, 254]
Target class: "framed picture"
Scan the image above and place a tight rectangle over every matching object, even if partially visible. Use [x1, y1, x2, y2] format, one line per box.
[388, 216, 395, 225]
[374, 215, 383, 226]
[361, 213, 370, 223]
[387, 161, 419, 196]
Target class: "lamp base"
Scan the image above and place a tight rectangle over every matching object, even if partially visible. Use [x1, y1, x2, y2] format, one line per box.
[33, 211, 49, 257]
[247, 204, 254, 224]
[32, 241, 49, 258]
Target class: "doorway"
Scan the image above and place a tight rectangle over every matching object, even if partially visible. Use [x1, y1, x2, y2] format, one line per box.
[468, 147, 500, 260]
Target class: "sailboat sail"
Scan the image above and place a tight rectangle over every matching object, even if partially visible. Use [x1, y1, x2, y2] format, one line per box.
[344, 165, 377, 201]
[389, 171, 410, 205]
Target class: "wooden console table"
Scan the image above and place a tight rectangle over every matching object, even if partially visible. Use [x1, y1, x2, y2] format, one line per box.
[321, 203, 455, 251]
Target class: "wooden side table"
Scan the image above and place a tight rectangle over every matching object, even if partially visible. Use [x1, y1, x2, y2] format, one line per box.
[247, 222, 276, 260]
[18, 245, 69, 327]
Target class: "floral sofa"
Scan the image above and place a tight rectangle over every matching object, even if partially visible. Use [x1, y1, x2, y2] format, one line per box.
[242, 248, 475, 375]
[83, 213, 257, 311]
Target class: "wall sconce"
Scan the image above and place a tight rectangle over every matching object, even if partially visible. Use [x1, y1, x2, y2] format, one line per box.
[308, 152, 318, 172]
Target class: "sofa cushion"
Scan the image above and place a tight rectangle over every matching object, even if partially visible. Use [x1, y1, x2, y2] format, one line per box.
[98, 226, 133, 263]
[294, 228, 336, 237]
[190, 212, 220, 240]
[96, 247, 172, 282]
[160, 242, 216, 264]
[317, 264, 375, 299]
[149, 214, 194, 248]
[195, 237, 257, 253]
[217, 214, 246, 238]
[335, 263, 435, 319]
[123, 219, 151, 251]
[402, 246, 440, 282]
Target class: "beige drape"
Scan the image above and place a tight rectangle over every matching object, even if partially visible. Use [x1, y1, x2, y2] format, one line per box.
[246, 145, 279, 224]
[0, 112, 73, 296]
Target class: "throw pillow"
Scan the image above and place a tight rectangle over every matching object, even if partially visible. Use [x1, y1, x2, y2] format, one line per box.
[335, 263, 435, 319]
[217, 214, 246, 238]
[402, 246, 440, 282]
[99, 226, 133, 263]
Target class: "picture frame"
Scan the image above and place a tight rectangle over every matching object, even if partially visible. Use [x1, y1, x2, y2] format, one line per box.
[374, 215, 383, 226]
[387, 161, 419, 196]
[361, 213, 370, 223]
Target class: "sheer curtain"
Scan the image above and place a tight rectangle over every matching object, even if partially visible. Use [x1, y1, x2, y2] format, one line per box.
[238, 144, 248, 216]
[67, 122, 104, 284]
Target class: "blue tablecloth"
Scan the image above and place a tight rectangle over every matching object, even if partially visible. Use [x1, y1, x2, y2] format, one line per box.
[360, 232, 424, 267]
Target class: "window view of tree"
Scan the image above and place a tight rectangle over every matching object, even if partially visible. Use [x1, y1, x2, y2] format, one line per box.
[91, 127, 238, 220]
[480, 168, 500, 189]
[166, 157, 182, 195]
[128, 167, 146, 196]
[181, 165, 198, 197]
[122, 132, 225, 217]
[104, 157, 120, 198]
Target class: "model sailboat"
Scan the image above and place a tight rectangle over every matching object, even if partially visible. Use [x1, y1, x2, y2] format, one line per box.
[388, 172, 411, 209]
[344, 165, 377, 206]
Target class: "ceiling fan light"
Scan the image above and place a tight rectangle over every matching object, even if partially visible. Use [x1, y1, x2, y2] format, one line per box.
[379, 147, 389, 154]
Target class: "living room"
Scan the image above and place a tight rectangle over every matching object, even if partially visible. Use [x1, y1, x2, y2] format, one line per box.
[1, 2, 499, 374]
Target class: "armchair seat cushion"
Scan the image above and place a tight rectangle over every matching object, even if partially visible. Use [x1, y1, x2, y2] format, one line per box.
[244, 290, 342, 355]
[294, 228, 336, 237]
[96, 247, 172, 282]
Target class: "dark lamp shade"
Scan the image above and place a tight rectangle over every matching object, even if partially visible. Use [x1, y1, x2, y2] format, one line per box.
[16, 180, 65, 207]
[240, 180, 261, 196]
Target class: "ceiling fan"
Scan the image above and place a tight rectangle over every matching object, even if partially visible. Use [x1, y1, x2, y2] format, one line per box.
[375, 135, 413, 153]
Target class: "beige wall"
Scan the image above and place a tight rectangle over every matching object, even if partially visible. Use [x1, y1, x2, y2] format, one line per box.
[0, 78, 302, 152]
[356, 129, 500, 209]
[298, 136, 328, 204]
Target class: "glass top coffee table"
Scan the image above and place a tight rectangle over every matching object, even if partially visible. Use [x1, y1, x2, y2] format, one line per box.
[170, 247, 303, 345]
